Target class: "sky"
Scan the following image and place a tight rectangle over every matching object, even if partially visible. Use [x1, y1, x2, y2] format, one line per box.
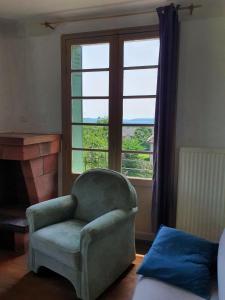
[71, 39, 159, 121]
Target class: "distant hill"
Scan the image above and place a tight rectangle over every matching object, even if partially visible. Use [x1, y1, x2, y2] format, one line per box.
[123, 118, 154, 125]
[83, 118, 154, 124]
[84, 118, 104, 123]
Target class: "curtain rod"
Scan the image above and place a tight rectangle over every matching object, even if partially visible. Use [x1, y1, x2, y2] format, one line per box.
[41, 3, 202, 30]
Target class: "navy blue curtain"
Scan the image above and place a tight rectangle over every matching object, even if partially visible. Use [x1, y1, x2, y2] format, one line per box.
[151, 4, 179, 232]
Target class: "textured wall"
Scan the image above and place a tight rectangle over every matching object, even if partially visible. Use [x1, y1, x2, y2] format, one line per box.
[176, 17, 225, 149]
[0, 21, 24, 132]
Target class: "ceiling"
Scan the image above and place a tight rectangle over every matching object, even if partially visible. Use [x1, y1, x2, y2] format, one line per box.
[0, 0, 222, 21]
[0, 0, 186, 20]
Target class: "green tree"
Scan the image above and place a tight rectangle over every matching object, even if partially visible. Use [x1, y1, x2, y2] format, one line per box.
[80, 118, 153, 178]
[122, 127, 153, 178]
[134, 127, 153, 150]
[82, 118, 108, 171]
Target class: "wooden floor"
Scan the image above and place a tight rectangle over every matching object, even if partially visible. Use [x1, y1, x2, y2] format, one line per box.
[0, 250, 144, 300]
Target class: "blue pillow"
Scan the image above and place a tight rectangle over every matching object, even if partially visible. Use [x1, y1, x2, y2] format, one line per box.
[137, 226, 218, 299]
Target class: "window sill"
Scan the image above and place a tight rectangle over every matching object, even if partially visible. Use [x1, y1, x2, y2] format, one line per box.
[129, 177, 152, 187]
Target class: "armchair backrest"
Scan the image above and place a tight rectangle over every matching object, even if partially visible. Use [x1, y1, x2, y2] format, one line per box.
[71, 169, 137, 222]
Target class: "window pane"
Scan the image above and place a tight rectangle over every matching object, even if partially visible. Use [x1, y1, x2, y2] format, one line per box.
[122, 126, 153, 152]
[72, 125, 108, 149]
[72, 150, 108, 173]
[71, 43, 109, 69]
[122, 153, 153, 178]
[71, 71, 109, 97]
[124, 39, 159, 67]
[123, 98, 155, 124]
[72, 99, 109, 123]
[123, 69, 157, 96]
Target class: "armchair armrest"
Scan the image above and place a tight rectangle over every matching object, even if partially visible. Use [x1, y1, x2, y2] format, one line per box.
[81, 208, 137, 244]
[26, 195, 76, 233]
[80, 207, 137, 299]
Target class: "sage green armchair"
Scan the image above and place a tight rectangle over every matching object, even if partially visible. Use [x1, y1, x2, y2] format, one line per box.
[26, 169, 138, 300]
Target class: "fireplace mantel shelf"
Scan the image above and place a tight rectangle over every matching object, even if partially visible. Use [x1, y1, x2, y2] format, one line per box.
[0, 133, 61, 161]
[0, 132, 61, 204]
[0, 133, 60, 146]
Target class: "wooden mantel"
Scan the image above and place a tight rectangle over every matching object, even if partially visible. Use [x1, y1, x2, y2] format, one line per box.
[0, 133, 60, 161]
[0, 133, 61, 204]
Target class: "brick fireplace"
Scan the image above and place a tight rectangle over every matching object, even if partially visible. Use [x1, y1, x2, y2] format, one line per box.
[0, 133, 61, 252]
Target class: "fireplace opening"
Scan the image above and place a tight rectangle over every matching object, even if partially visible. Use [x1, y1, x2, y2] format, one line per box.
[0, 160, 30, 253]
[0, 160, 30, 218]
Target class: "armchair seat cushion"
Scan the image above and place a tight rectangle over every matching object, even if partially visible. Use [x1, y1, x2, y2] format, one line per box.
[31, 219, 87, 268]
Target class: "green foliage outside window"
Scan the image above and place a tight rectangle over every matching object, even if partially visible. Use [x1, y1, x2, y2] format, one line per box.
[122, 127, 153, 178]
[82, 118, 108, 170]
[78, 118, 153, 178]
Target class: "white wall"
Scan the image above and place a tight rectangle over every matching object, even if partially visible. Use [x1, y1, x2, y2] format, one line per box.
[19, 34, 61, 132]
[176, 17, 225, 149]
[0, 21, 24, 132]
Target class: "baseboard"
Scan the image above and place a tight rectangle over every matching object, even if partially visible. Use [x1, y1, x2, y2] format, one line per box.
[135, 231, 154, 241]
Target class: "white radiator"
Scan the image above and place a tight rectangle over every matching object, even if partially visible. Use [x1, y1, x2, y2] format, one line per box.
[176, 147, 225, 241]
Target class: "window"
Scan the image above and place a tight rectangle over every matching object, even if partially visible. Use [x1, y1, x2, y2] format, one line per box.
[70, 43, 110, 174]
[62, 26, 159, 189]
